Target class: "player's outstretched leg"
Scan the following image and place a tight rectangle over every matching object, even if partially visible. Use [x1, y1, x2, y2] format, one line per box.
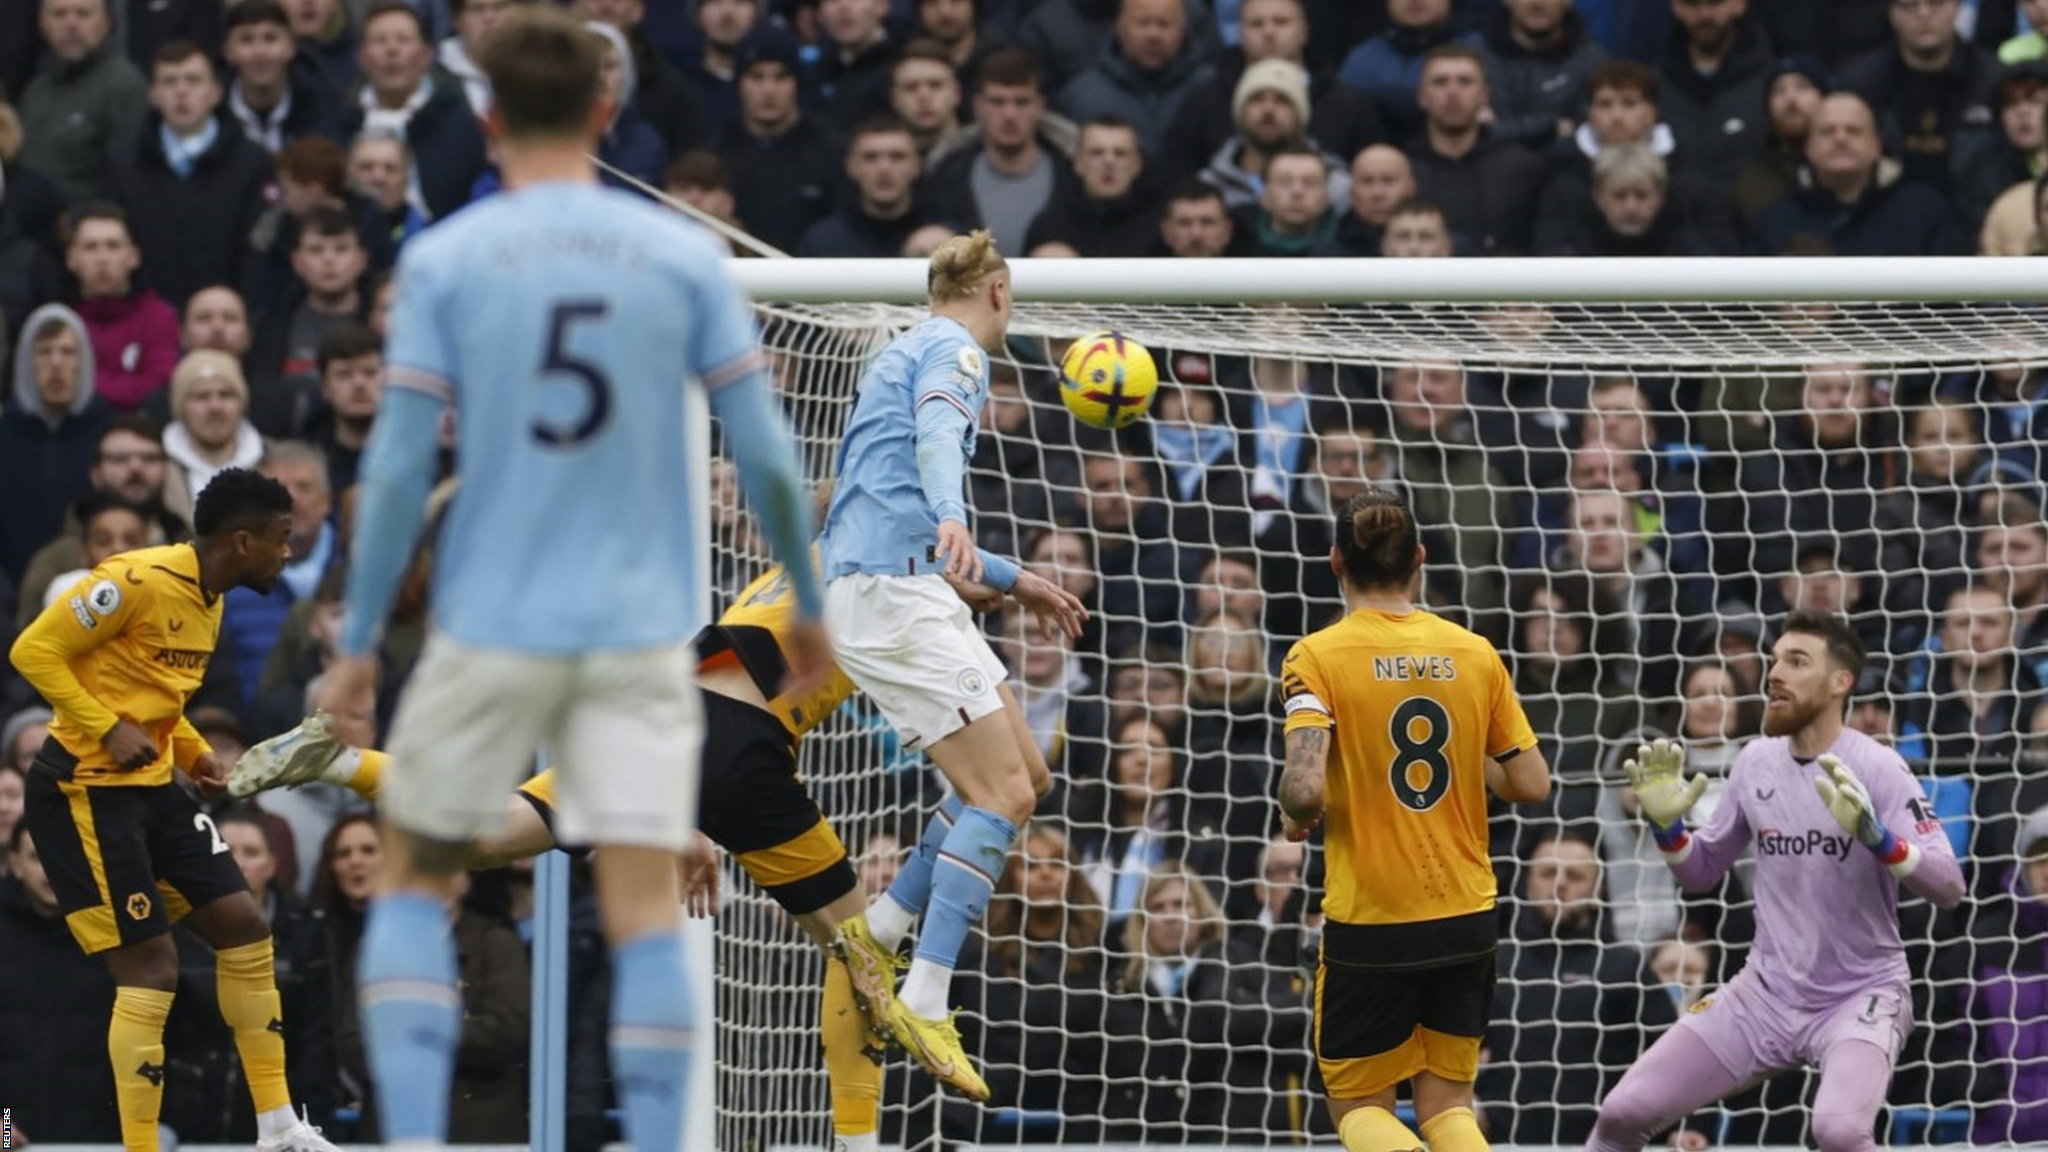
[1585, 1027, 1746, 1152]
[229, 712, 355, 797]
[858, 791, 962, 950]
[882, 712, 1035, 1101]
[833, 792, 964, 1034]
[821, 956, 887, 1152]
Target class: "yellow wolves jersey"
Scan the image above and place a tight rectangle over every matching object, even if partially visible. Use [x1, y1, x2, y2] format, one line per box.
[11, 545, 220, 785]
[1283, 607, 1535, 933]
[698, 561, 856, 741]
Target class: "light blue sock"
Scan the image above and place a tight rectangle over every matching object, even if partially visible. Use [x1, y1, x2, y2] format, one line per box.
[356, 891, 460, 1144]
[610, 929, 695, 1152]
[883, 791, 965, 919]
[913, 806, 1016, 969]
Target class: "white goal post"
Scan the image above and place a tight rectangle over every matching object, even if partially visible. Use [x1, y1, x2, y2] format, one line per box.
[703, 257, 2048, 1152]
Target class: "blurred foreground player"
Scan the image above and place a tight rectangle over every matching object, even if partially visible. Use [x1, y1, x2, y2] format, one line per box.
[313, 9, 825, 1152]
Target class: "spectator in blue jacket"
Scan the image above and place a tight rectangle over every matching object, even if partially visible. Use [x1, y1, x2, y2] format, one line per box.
[335, 1, 487, 222]
[1751, 92, 1967, 256]
[1337, 0, 1464, 143]
[1059, 0, 1216, 159]
[1474, 0, 1607, 150]
[0, 304, 108, 588]
[587, 20, 671, 192]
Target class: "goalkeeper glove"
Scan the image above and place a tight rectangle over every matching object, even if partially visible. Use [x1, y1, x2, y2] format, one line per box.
[1814, 754, 1918, 876]
[1623, 739, 1708, 851]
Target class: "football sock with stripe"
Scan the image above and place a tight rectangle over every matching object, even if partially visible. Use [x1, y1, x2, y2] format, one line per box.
[869, 791, 964, 952]
[356, 891, 460, 1144]
[609, 928, 696, 1152]
[334, 749, 380, 797]
[901, 805, 1014, 1019]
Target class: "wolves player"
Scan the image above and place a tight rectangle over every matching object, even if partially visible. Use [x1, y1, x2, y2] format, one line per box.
[313, 10, 825, 1152]
[1278, 488, 1551, 1152]
[10, 469, 339, 1152]
[820, 229, 1087, 1100]
[1590, 610, 1966, 1152]
[242, 554, 1007, 1152]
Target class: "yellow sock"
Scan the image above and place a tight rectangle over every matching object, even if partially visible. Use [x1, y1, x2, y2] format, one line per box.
[821, 956, 883, 1137]
[1340, 1105, 1424, 1152]
[215, 939, 293, 1113]
[346, 749, 387, 799]
[110, 986, 175, 1152]
[1420, 1106, 1488, 1152]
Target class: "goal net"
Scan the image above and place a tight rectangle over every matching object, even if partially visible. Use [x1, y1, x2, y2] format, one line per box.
[707, 259, 2048, 1151]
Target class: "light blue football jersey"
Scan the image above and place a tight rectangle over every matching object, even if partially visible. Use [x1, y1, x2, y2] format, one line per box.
[353, 182, 789, 654]
[820, 316, 990, 580]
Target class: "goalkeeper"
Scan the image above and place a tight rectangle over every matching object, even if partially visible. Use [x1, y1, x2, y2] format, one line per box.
[1588, 609, 1964, 1152]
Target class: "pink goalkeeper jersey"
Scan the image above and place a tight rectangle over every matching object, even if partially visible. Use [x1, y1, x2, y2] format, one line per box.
[1669, 728, 1956, 1010]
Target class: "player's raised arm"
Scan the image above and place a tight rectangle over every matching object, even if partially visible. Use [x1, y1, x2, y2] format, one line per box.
[1483, 643, 1550, 803]
[1626, 738, 1752, 889]
[911, 236, 1013, 584]
[1815, 754, 1966, 909]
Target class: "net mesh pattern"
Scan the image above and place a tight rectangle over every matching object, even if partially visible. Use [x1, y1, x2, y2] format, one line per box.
[711, 298, 2048, 1150]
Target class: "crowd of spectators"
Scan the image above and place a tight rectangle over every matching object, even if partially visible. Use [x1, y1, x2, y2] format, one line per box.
[4, 0, 2048, 1146]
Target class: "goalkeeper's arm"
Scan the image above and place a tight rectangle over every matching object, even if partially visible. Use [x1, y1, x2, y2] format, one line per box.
[1626, 739, 1750, 890]
[1815, 755, 1966, 909]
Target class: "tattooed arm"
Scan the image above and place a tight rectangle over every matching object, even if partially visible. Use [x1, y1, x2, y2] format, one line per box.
[1279, 727, 1330, 842]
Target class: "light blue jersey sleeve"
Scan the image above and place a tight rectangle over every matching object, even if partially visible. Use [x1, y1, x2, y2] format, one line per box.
[912, 340, 986, 526]
[689, 257, 821, 620]
[707, 373, 822, 619]
[339, 243, 454, 658]
[821, 317, 995, 581]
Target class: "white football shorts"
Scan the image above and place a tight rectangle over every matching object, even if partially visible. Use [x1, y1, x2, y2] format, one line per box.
[382, 633, 703, 851]
[826, 572, 1007, 752]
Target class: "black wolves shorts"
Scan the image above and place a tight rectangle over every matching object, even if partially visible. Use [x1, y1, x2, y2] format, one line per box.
[1314, 950, 1496, 1097]
[25, 740, 248, 954]
[517, 690, 856, 916]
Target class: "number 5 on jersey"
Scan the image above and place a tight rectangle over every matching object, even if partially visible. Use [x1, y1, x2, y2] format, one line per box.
[534, 299, 612, 447]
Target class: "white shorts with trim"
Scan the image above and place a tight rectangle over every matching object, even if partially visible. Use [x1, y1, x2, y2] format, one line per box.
[382, 634, 702, 851]
[826, 572, 1007, 752]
